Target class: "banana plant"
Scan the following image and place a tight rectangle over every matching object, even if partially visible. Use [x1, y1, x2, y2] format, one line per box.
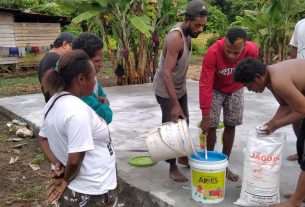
[233, 0, 305, 64]
[56, 0, 187, 84]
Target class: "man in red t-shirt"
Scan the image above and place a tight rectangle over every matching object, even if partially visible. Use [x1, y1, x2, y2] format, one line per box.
[199, 28, 259, 181]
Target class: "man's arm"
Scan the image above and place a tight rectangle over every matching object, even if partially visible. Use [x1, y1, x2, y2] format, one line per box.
[163, 32, 185, 122]
[199, 49, 216, 132]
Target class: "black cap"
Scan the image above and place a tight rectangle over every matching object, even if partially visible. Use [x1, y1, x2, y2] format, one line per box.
[184, 0, 208, 17]
[54, 32, 75, 44]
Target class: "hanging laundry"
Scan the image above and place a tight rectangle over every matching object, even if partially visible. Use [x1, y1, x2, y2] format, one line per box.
[18, 47, 26, 57]
[9, 47, 19, 57]
[0, 47, 10, 57]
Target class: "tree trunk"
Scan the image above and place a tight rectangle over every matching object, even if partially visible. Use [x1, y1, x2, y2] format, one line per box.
[101, 20, 116, 71]
[137, 34, 147, 84]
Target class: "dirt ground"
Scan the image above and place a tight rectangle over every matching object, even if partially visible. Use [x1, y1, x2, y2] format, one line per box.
[0, 113, 51, 207]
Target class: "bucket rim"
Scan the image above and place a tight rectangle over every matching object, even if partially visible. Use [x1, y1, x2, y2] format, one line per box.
[189, 151, 228, 163]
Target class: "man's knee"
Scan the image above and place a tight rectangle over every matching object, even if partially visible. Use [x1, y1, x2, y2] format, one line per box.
[224, 125, 236, 131]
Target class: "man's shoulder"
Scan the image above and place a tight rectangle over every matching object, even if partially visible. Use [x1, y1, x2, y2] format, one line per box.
[43, 52, 60, 60]
[164, 30, 184, 51]
[39, 52, 60, 64]
[167, 30, 184, 41]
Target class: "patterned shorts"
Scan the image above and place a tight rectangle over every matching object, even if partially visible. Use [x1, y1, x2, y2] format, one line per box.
[58, 188, 118, 207]
[210, 88, 244, 127]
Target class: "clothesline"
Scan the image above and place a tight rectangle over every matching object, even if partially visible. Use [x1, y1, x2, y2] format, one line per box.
[0, 45, 52, 58]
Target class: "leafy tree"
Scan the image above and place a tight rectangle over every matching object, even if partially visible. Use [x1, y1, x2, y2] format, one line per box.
[233, 0, 305, 64]
[205, 6, 228, 35]
[206, 0, 259, 23]
[56, 0, 187, 84]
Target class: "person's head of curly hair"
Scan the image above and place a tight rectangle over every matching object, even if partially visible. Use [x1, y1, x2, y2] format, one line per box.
[72, 32, 103, 58]
[234, 58, 267, 84]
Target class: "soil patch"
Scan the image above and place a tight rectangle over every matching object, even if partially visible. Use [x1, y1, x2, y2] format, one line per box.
[0, 113, 51, 207]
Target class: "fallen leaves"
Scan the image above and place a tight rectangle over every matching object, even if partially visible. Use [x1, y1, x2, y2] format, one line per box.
[9, 156, 19, 164]
[29, 163, 40, 171]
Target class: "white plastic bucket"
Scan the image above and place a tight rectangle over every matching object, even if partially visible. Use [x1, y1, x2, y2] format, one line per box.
[146, 119, 196, 162]
[189, 151, 228, 204]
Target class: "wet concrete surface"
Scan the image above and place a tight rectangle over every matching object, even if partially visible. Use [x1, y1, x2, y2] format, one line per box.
[0, 80, 301, 207]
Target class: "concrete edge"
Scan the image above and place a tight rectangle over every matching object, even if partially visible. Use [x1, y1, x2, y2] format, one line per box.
[118, 178, 171, 207]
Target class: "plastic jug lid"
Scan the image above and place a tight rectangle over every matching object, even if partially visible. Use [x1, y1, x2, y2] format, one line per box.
[128, 155, 157, 167]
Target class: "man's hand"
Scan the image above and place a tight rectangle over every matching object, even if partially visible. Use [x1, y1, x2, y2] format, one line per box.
[201, 115, 211, 133]
[263, 121, 278, 135]
[47, 178, 68, 204]
[170, 104, 186, 122]
[98, 96, 110, 104]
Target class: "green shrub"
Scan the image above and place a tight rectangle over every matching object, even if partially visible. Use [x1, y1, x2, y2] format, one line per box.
[192, 33, 216, 56]
[205, 6, 228, 35]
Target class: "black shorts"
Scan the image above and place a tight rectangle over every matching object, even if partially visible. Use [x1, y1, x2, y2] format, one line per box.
[297, 119, 305, 171]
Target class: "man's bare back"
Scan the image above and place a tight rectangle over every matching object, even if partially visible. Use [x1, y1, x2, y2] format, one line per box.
[268, 59, 305, 95]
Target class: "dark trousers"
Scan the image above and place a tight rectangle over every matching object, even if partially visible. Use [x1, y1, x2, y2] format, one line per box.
[155, 94, 189, 164]
[297, 119, 305, 171]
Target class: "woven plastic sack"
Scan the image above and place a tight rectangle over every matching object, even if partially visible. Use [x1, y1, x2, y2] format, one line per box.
[235, 129, 286, 206]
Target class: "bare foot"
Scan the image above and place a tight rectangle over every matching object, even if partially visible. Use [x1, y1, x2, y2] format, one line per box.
[283, 193, 305, 202]
[287, 153, 298, 161]
[227, 169, 239, 182]
[177, 156, 190, 167]
[169, 164, 188, 182]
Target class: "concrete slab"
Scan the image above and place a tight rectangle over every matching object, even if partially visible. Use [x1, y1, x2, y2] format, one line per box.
[0, 80, 301, 207]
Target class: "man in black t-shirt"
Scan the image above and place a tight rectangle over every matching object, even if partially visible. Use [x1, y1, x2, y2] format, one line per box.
[38, 32, 75, 102]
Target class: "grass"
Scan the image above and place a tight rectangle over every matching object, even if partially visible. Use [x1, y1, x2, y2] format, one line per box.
[9, 186, 44, 201]
[31, 150, 46, 165]
[0, 135, 8, 142]
[0, 66, 115, 97]
[100, 66, 114, 77]
[0, 75, 41, 97]
[0, 75, 39, 86]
